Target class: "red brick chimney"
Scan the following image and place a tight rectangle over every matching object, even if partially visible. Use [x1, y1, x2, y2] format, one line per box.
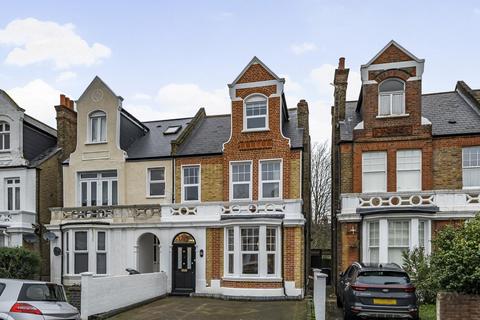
[55, 94, 77, 161]
[334, 57, 349, 121]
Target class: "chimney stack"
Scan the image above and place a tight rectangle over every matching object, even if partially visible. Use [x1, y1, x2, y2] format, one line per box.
[334, 57, 349, 121]
[55, 94, 77, 161]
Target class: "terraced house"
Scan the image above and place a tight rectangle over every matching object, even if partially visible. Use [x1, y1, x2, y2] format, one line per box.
[47, 57, 311, 299]
[331, 41, 480, 285]
[0, 89, 70, 280]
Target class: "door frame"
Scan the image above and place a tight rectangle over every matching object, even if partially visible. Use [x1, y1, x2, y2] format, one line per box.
[171, 233, 196, 294]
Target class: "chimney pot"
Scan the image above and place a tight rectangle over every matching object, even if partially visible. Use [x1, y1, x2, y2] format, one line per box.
[60, 94, 66, 106]
[69, 99, 74, 110]
[338, 57, 345, 70]
[65, 97, 70, 108]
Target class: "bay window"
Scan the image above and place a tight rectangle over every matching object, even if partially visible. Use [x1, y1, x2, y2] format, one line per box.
[78, 171, 117, 206]
[378, 79, 405, 116]
[260, 160, 282, 200]
[462, 146, 480, 188]
[388, 221, 410, 264]
[5, 178, 20, 211]
[0, 121, 10, 151]
[182, 165, 200, 202]
[148, 168, 165, 197]
[65, 231, 70, 274]
[418, 221, 427, 249]
[362, 152, 387, 192]
[89, 111, 106, 143]
[230, 161, 252, 201]
[244, 95, 268, 130]
[368, 221, 379, 263]
[96, 231, 107, 274]
[397, 150, 422, 191]
[225, 225, 280, 278]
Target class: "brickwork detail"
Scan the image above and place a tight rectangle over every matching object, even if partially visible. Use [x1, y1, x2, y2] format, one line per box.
[437, 292, 480, 320]
[206, 228, 223, 285]
[339, 223, 360, 273]
[289, 156, 301, 199]
[371, 44, 414, 64]
[236, 63, 275, 84]
[283, 227, 304, 288]
[221, 280, 282, 288]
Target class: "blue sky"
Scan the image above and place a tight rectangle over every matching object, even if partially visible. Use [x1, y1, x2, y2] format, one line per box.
[1, 1, 479, 143]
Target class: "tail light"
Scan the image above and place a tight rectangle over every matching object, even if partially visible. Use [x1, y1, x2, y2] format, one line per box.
[351, 284, 368, 291]
[404, 286, 416, 293]
[10, 302, 42, 315]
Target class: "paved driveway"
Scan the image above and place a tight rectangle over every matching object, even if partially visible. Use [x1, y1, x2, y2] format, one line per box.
[109, 296, 308, 320]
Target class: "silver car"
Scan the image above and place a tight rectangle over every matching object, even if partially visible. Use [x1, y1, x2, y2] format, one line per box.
[0, 279, 80, 320]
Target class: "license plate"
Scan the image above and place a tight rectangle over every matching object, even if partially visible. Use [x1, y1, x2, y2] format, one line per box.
[373, 298, 397, 305]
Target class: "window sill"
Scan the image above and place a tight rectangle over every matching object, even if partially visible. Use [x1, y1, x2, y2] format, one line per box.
[376, 113, 410, 119]
[0, 150, 11, 153]
[462, 187, 480, 191]
[85, 141, 108, 145]
[242, 128, 270, 133]
[222, 276, 282, 282]
[146, 195, 166, 199]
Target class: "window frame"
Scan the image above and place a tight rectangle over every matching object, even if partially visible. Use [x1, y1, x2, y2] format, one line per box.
[88, 110, 107, 143]
[259, 159, 283, 201]
[243, 94, 269, 132]
[5, 177, 21, 211]
[0, 121, 11, 151]
[378, 78, 406, 117]
[73, 231, 89, 275]
[368, 221, 380, 263]
[181, 165, 201, 203]
[147, 167, 166, 198]
[362, 152, 387, 193]
[77, 171, 118, 207]
[229, 161, 253, 201]
[226, 228, 235, 275]
[96, 231, 107, 275]
[462, 146, 480, 189]
[387, 220, 410, 264]
[396, 149, 422, 192]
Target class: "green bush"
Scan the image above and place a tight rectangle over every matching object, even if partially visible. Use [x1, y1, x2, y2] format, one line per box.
[429, 214, 480, 294]
[0, 247, 40, 279]
[402, 247, 437, 303]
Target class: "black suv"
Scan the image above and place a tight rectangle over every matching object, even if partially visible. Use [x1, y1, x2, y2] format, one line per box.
[337, 262, 418, 320]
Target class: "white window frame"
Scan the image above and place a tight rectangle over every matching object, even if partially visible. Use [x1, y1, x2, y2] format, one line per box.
[181, 165, 201, 203]
[259, 159, 283, 201]
[5, 177, 20, 211]
[73, 231, 89, 275]
[387, 220, 410, 264]
[88, 110, 107, 143]
[243, 94, 269, 132]
[96, 231, 107, 275]
[226, 228, 235, 275]
[0, 121, 11, 151]
[396, 149, 422, 192]
[64, 231, 70, 274]
[147, 167, 166, 198]
[78, 171, 118, 207]
[462, 146, 480, 189]
[362, 152, 387, 193]
[223, 225, 281, 279]
[368, 221, 380, 263]
[229, 161, 253, 201]
[378, 79, 406, 116]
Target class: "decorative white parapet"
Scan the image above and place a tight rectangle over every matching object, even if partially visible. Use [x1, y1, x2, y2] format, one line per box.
[340, 190, 480, 216]
[312, 269, 328, 320]
[0, 210, 36, 231]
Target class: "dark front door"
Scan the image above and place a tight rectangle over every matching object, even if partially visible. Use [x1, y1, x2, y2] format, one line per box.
[172, 244, 195, 294]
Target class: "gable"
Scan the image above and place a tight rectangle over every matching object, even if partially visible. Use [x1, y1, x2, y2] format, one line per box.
[371, 43, 414, 65]
[237, 63, 276, 84]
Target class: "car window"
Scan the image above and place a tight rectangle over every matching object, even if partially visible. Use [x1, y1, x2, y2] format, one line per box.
[357, 271, 410, 285]
[0, 283, 5, 296]
[18, 283, 66, 302]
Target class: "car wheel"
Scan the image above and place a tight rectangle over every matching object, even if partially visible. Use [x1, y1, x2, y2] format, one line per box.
[336, 295, 343, 308]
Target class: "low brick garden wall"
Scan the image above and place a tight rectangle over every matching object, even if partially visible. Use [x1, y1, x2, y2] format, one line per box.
[437, 292, 480, 320]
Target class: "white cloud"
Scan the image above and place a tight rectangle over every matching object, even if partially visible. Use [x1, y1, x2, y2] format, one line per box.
[56, 71, 77, 82]
[0, 18, 111, 69]
[126, 83, 230, 121]
[131, 93, 153, 101]
[290, 42, 317, 55]
[7, 79, 60, 127]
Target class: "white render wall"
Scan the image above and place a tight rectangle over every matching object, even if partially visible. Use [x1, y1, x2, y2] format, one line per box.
[80, 271, 167, 320]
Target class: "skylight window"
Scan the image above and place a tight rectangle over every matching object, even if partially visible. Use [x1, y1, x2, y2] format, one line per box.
[164, 125, 181, 135]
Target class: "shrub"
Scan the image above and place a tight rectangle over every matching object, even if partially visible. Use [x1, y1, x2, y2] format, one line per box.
[402, 247, 437, 303]
[429, 214, 480, 294]
[0, 247, 40, 279]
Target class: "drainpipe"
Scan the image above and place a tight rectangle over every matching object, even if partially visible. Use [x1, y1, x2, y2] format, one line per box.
[281, 220, 287, 297]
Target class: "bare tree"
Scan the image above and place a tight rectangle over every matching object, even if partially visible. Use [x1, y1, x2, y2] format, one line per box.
[311, 142, 332, 249]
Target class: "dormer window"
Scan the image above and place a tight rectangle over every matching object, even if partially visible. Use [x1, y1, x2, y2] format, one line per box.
[244, 95, 268, 131]
[89, 111, 106, 143]
[0, 121, 10, 151]
[378, 79, 405, 116]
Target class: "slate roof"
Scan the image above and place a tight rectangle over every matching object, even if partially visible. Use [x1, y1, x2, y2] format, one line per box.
[340, 90, 480, 141]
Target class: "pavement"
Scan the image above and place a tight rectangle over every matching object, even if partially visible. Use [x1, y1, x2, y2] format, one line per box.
[108, 296, 308, 320]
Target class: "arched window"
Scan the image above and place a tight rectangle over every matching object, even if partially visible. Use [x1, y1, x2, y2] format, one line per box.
[0, 121, 10, 151]
[244, 95, 268, 130]
[89, 111, 106, 142]
[378, 79, 405, 116]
